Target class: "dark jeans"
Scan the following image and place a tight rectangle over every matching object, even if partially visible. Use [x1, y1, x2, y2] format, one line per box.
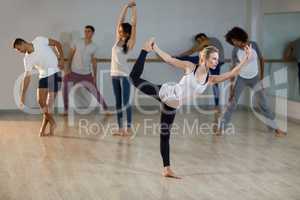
[112, 76, 132, 128]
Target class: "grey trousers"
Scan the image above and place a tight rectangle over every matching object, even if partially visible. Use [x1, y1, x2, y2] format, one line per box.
[218, 75, 278, 131]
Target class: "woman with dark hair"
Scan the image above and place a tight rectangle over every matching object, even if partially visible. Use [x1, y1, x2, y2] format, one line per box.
[224, 26, 249, 45]
[216, 27, 286, 137]
[130, 38, 251, 178]
[111, 0, 137, 136]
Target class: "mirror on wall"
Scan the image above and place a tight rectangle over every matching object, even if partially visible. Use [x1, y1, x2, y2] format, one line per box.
[263, 12, 300, 102]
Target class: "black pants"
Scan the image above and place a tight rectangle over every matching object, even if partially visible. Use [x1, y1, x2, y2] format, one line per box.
[130, 50, 176, 167]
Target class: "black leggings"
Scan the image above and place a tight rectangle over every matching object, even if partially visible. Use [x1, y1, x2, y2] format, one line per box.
[130, 50, 177, 167]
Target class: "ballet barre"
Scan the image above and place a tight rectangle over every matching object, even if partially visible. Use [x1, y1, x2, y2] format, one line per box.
[96, 58, 298, 64]
[64, 58, 297, 64]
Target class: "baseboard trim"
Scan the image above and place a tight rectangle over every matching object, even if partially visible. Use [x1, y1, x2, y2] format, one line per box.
[1, 105, 299, 124]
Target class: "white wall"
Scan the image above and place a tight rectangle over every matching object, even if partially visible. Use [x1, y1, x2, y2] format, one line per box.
[263, 12, 300, 59]
[263, 0, 300, 13]
[0, 0, 250, 110]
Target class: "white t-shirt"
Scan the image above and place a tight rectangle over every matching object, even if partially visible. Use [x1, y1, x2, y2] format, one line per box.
[237, 47, 259, 79]
[232, 41, 262, 79]
[111, 42, 131, 76]
[24, 36, 60, 79]
[71, 39, 98, 75]
[159, 66, 209, 108]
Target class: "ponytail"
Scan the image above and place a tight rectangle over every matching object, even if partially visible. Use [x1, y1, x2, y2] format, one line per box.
[120, 23, 132, 54]
[123, 37, 130, 54]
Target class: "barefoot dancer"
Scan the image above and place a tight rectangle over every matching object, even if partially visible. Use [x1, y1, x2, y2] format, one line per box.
[177, 33, 225, 121]
[216, 27, 286, 137]
[130, 38, 251, 178]
[62, 25, 110, 116]
[13, 37, 64, 136]
[111, 0, 137, 136]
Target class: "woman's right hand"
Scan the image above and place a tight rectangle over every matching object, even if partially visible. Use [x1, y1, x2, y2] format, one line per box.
[128, 0, 136, 7]
[240, 44, 252, 65]
[231, 45, 252, 76]
[143, 38, 155, 52]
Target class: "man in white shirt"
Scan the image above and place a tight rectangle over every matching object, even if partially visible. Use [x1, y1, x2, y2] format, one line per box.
[62, 25, 109, 115]
[216, 27, 286, 137]
[13, 36, 64, 136]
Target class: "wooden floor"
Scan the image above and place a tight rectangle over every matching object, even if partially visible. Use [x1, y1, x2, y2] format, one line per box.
[0, 110, 299, 200]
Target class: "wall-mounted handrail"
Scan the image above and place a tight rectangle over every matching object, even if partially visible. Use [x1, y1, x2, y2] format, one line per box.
[64, 58, 297, 64]
[96, 58, 298, 64]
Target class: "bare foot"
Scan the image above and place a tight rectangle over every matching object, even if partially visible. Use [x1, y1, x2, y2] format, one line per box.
[112, 128, 126, 136]
[49, 121, 57, 136]
[275, 129, 287, 137]
[214, 108, 220, 120]
[162, 167, 181, 179]
[214, 128, 223, 136]
[39, 126, 47, 136]
[39, 131, 47, 137]
[215, 131, 223, 136]
[212, 124, 218, 133]
[60, 111, 68, 116]
[103, 110, 113, 117]
[123, 127, 133, 136]
[121, 131, 131, 137]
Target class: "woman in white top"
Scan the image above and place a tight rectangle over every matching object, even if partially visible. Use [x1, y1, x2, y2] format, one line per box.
[129, 38, 251, 178]
[111, 0, 137, 136]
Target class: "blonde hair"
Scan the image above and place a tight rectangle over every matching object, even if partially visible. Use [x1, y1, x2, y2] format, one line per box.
[200, 46, 219, 60]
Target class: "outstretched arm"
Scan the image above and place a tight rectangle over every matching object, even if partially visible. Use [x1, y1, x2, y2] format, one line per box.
[178, 40, 209, 57]
[127, 1, 137, 50]
[178, 44, 200, 57]
[209, 45, 252, 84]
[115, 3, 130, 41]
[153, 42, 195, 73]
[209, 64, 242, 84]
